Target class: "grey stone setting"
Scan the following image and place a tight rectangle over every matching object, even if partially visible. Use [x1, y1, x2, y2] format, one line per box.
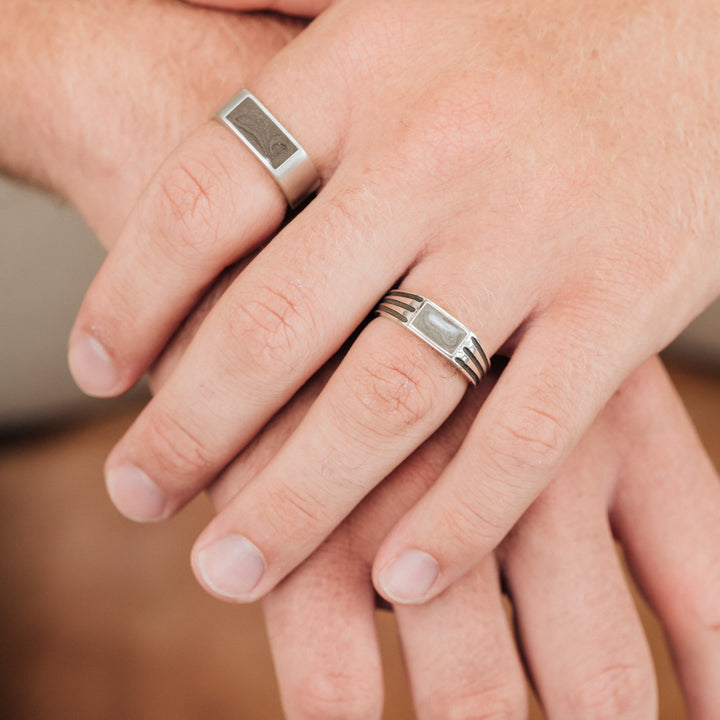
[217, 90, 320, 208]
[374, 290, 490, 386]
[411, 304, 466, 354]
[226, 97, 297, 169]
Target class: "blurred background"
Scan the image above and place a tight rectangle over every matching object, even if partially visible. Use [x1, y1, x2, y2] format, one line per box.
[1, 176, 719, 718]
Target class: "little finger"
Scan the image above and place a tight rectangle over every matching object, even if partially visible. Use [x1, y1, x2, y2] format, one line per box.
[501, 453, 657, 719]
[610, 362, 720, 720]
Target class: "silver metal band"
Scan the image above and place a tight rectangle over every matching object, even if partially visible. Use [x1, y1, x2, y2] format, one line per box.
[216, 90, 320, 209]
[374, 290, 490, 386]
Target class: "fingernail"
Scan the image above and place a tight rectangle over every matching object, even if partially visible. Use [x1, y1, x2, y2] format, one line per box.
[378, 550, 439, 604]
[106, 464, 168, 522]
[196, 535, 266, 601]
[68, 332, 120, 397]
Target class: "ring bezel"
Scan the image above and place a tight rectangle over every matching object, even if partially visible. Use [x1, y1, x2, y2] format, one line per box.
[375, 290, 490, 386]
[216, 90, 320, 209]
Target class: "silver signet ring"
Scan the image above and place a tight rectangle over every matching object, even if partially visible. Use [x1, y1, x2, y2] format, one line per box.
[374, 290, 490, 386]
[216, 90, 320, 209]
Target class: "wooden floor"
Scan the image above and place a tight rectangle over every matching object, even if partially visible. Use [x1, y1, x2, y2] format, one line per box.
[1, 362, 718, 719]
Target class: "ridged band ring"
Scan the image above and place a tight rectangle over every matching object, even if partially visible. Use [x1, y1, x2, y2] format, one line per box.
[374, 290, 490, 386]
[216, 90, 320, 209]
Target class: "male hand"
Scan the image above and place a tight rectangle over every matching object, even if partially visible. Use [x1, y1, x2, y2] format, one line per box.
[157, 303, 720, 719]
[5, 3, 719, 718]
[69, 0, 720, 608]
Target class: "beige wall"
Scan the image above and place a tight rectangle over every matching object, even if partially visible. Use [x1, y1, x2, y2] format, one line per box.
[1, 179, 106, 425]
[1, 177, 719, 427]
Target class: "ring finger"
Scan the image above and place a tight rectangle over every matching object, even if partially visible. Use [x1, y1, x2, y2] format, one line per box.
[67, 21, 348, 398]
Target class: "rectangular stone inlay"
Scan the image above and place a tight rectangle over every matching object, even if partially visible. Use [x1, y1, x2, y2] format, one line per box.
[411, 303, 466, 354]
[227, 97, 297, 169]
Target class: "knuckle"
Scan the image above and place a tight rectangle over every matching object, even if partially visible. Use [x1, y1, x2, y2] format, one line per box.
[259, 479, 331, 541]
[423, 692, 522, 720]
[568, 663, 656, 719]
[144, 410, 214, 480]
[344, 346, 438, 436]
[313, 182, 382, 247]
[290, 670, 381, 720]
[489, 401, 572, 476]
[437, 485, 508, 550]
[221, 282, 314, 377]
[152, 151, 231, 256]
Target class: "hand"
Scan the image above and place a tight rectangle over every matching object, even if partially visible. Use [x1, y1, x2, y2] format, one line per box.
[155, 303, 720, 718]
[68, 0, 720, 605]
[0, 4, 548, 718]
[266, 359, 720, 719]
[8, 5, 716, 715]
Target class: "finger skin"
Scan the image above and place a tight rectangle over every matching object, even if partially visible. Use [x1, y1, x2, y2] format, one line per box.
[186, 320, 464, 600]
[609, 360, 720, 719]
[500, 448, 657, 720]
[100, 175, 416, 523]
[185, 305, 507, 603]
[205, 360, 334, 509]
[262, 546, 384, 720]
[371, 308, 636, 605]
[395, 556, 527, 720]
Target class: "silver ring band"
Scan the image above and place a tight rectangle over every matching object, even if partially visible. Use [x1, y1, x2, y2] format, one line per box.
[374, 290, 490, 386]
[216, 90, 320, 208]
